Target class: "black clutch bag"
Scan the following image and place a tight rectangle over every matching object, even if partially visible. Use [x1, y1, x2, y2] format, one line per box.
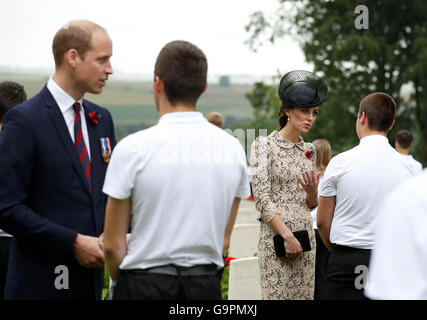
[273, 230, 312, 257]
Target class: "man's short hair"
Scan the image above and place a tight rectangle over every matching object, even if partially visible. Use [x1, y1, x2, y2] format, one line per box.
[395, 129, 413, 149]
[358, 92, 396, 132]
[154, 40, 207, 106]
[52, 20, 106, 68]
[206, 112, 225, 128]
[0, 81, 27, 122]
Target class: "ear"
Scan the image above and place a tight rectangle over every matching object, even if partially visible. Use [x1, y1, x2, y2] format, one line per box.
[202, 83, 208, 94]
[154, 76, 163, 93]
[64, 48, 80, 68]
[388, 119, 395, 132]
[359, 110, 367, 126]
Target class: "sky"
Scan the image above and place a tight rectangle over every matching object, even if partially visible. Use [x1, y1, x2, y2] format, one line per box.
[0, 0, 311, 81]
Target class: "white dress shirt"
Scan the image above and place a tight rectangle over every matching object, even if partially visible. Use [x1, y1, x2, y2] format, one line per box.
[400, 154, 423, 176]
[310, 175, 325, 229]
[319, 135, 413, 249]
[47, 77, 91, 159]
[103, 112, 251, 270]
[365, 169, 427, 299]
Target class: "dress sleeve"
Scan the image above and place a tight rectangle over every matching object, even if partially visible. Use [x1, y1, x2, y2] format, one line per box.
[249, 137, 282, 223]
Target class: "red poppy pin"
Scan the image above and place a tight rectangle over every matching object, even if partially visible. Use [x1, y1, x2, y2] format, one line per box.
[88, 111, 101, 124]
[224, 257, 236, 267]
[305, 150, 314, 159]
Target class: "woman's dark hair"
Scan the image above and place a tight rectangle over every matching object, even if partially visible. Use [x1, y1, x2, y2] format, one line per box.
[277, 70, 328, 130]
[278, 104, 291, 129]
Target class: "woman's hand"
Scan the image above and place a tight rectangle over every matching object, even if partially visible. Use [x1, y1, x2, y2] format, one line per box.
[284, 234, 303, 259]
[298, 170, 320, 198]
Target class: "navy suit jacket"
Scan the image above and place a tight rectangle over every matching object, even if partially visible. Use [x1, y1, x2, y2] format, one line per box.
[0, 86, 116, 299]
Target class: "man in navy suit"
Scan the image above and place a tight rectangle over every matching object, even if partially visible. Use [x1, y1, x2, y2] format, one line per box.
[0, 20, 115, 299]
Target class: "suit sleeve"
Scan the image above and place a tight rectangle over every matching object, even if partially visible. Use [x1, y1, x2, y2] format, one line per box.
[0, 108, 77, 262]
[105, 108, 116, 148]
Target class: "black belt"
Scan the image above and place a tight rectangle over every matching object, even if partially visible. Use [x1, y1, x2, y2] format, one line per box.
[127, 264, 219, 276]
[333, 244, 371, 253]
[0, 236, 13, 244]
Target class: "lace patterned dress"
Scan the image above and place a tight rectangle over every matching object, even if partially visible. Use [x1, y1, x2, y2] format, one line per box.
[250, 131, 316, 300]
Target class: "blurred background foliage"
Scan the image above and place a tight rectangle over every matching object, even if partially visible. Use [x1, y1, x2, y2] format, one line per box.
[244, 0, 427, 163]
[1, 1, 425, 165]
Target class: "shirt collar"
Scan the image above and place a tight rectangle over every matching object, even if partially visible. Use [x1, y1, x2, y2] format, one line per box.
[270, 130, 306, 150]
[359, 134, 389, 145]
[158, 111, 206, 124]
[47, 77, 84, 113]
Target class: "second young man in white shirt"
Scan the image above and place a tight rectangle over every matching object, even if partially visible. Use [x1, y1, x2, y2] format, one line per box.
[317, 92, 413, 300]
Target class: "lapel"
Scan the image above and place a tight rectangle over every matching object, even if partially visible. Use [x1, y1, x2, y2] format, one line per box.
[43, 87, 92, 198]
[82, 99, 103, 203]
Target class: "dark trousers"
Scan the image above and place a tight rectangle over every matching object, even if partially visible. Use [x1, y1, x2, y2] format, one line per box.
[0, 237, 12, 300]
[325, 245, 371, 300]
[314, 229, 329, 300]
[113, 265, 222, 300]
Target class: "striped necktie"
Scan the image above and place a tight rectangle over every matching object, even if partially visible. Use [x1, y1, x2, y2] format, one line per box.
[72, 102, 92, 194]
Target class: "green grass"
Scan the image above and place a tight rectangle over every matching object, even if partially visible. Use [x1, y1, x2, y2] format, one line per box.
[221, 266, 230, 300]
[103, 267, 110, 300]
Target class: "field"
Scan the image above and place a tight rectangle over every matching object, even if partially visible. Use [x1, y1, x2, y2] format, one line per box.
[0, 73, 254, 140]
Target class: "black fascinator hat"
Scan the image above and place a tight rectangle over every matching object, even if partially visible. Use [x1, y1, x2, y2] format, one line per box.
[278, 70, 328, 108]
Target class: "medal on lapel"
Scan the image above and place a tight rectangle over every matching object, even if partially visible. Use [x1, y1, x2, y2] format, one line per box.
[99, 137, 112, 163]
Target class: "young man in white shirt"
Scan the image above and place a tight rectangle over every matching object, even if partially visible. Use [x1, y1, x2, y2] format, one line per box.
[364, 169, 427, 300]
[317, 92, 413, 300]
[102, 40, 251, 300]
[394, 129, 423, 175]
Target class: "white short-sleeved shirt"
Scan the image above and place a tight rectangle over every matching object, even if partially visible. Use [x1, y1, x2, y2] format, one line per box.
[103, 112, 251, 270]
[400, 154, 423, 176]
[318, 135, 413, 249]
[310, 175, 325, 229]
[365, 169, 427, 299]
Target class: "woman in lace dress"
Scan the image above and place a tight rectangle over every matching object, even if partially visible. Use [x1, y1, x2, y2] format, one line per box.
[250, 70, 328, 300]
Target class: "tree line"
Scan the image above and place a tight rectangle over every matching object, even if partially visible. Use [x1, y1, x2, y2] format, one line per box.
[243, 0, 426, 165]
